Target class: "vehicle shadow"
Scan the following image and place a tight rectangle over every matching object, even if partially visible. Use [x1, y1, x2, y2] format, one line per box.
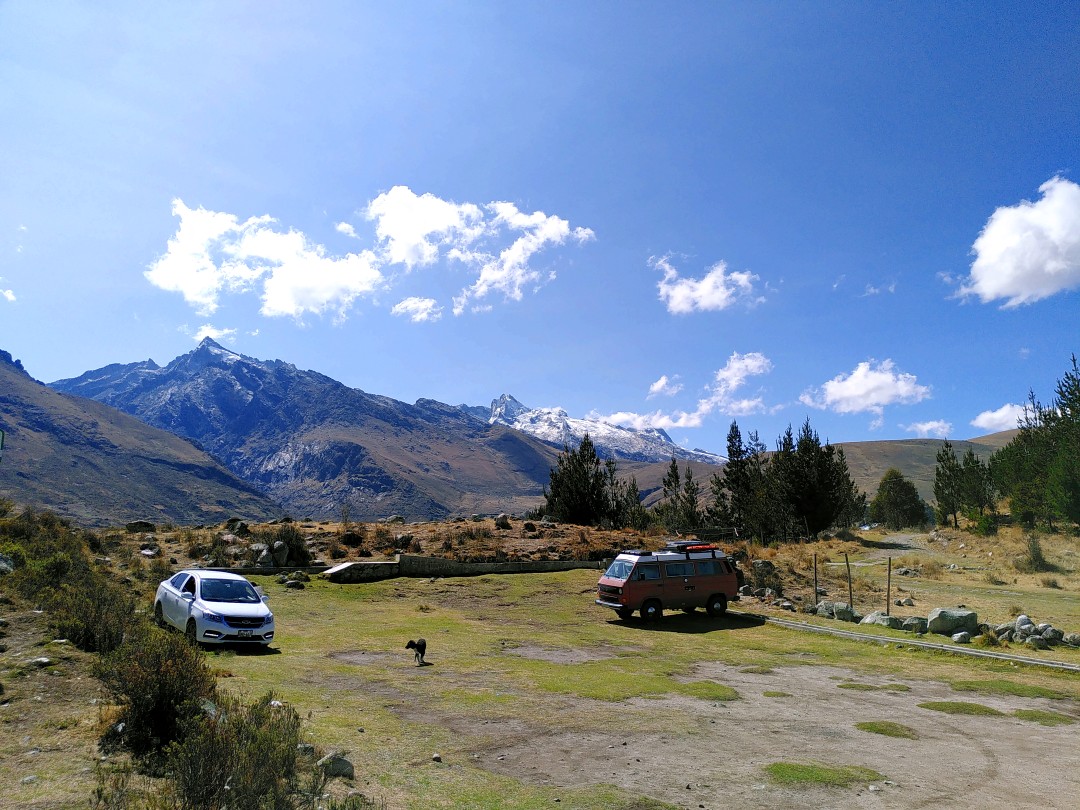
[209, 644, 282, 656]
[608, 610, 767, 634]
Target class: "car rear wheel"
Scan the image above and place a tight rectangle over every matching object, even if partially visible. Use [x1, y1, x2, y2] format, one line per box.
[641, 599, 663, 622]
[706, 594, 728, 617]
[154, 602, 165, 628]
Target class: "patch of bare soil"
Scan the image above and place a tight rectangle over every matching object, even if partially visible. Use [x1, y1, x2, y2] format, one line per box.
[0, 599, 105, 810]
[501, 642, 624, 664]
[383, 661, 1079, 809]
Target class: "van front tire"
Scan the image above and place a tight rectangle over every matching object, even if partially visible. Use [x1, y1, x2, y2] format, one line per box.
[706, 594, 728, 617]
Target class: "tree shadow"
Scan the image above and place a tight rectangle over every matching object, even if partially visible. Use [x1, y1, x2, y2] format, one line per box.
[859, 538, 918, 551]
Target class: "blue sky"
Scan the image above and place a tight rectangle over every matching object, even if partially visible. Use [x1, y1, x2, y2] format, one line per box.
[2, 2, 1078, 456]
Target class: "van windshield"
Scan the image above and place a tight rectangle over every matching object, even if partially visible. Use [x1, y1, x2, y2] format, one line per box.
[603, 559, 634, 580]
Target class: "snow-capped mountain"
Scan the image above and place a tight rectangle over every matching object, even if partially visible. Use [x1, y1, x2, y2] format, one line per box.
[484, 394, 725, 465]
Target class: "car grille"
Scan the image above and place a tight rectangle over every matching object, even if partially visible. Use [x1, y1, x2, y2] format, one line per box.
[224, 615, 265, 628]
[598, 584, 620, 597]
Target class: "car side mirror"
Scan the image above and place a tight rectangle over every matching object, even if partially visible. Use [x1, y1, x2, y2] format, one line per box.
[182, 592, 195, 601]
[261, 594, 270, 603]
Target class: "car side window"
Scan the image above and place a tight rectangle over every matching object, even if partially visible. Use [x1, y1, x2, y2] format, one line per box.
[636, 564, 660, 580]
[665, 562, 695, 577]
[182, 576, 196, 595]
[170, 572, 188, 589]
[696, 560, 719, 575]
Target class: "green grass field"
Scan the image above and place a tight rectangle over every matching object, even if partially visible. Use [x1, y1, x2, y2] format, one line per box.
[198, 569, 1080, 808]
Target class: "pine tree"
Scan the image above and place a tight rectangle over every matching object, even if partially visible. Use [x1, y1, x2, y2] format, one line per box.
[543, 434, 607, 525]
[869, 468, 927, 530]
[934, 440, 962, 528]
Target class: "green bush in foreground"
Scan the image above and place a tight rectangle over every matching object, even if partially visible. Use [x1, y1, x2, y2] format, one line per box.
[94, 624, 217, 765]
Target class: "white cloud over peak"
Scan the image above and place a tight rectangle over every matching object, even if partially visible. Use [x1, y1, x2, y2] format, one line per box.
[391, 297, 443, 323]
[903, 420, 952, 438]
[192, 324, 237, 343]
[146, 199, 383, 320]
[800, 359, 930, 429]
[970, 402, 1025, 433]
[653, 255, 761, 314]
[959, 176, 1080, 307]
[598, 351, 773, 431]
[0, 276, 13, 302]
[648, 375, 683, 398]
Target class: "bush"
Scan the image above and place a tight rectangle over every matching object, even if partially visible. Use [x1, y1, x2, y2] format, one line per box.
[967, 511, 998, 536]
[167, 691, 305, 810]
[94, 623, 217, 765]
[50, 574, 138, 653]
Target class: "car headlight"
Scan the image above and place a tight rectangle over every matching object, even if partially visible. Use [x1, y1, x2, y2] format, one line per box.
[263, 613, 274, 626]
[201, 610, 224, 624]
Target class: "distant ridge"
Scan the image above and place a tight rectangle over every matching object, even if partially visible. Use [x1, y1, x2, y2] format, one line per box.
[481, 393, 725, 465]
[51, 339, 561, 521]
[0, 348, 282, 527]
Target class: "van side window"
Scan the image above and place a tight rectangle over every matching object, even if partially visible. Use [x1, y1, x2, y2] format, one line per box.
[636, 564, 660, 580]
[696, 560, 720, 576]
[665, 562, 695, 577]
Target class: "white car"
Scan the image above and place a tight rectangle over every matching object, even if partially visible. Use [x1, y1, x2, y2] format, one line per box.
[154, 570, 275, 646]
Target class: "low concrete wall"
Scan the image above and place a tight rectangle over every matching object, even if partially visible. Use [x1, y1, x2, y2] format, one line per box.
[398, 554, 602, 578]
[321, 555, 601, 584]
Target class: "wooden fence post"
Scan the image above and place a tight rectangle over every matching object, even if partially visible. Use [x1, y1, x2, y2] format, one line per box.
[845, 553, 853, 610]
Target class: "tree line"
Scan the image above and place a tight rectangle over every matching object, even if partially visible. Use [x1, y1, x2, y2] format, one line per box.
[542, 354, 1080, 539]
[542, 417, 866, 541]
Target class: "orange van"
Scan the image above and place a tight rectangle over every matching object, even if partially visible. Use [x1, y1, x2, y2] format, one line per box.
[595, 541, 743, 621]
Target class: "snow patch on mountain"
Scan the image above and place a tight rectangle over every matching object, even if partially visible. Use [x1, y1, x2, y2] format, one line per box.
[484, 394, 725, 464]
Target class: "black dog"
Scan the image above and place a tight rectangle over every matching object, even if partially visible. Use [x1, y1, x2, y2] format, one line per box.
[405, 638, 426, 665]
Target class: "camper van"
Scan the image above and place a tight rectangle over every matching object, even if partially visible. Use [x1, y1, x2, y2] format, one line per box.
[595, 541, 743, 621]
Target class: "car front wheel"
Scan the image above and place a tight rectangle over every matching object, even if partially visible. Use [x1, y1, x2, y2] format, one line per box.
[185, 620, 199, 645]
[154, 602, 166, 628]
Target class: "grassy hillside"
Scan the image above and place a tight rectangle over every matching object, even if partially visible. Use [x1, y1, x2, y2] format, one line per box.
[0, 352, 282, 526]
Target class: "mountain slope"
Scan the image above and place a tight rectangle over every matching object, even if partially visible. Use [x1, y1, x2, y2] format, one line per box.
[51, 339, 560, 521]
[0, 349, 282, 527]
[483, 393, 725, 464]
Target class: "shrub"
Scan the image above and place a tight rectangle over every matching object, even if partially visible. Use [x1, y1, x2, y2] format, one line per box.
[1039, 576, 1062, 589]
[94, 623, 216, 765]
[50, 575, 138, 653]
[167, 691, 304, 810]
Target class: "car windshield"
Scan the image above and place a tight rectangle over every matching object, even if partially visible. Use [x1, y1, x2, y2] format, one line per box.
[200, 579, 261, 603]
[603, 559, 634, 580]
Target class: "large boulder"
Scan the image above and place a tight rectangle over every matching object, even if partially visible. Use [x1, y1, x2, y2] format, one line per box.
[927, 608, 978, 636]
[902, 617, 928, 634]
[860, 611, 904, 630]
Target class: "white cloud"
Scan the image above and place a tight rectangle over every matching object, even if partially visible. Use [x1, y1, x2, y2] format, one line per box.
[366, 185, 485, 268]
[648, 375, 683, 398]
[151, 190, 592, 322]
[903, 420, 952, 438]
[451, 201, 594, 315]
[959, 176, 1080, 307]
[970, 403, 1025, 433]
[800, 359, 931, 429]
[1, 288, 14, 302]
[192, 324, 237, 343]
[391, 297, 443, 323]
[146, 199, 384, 320]
[598, 351, 773, 431]
[654, 255, 762, 315]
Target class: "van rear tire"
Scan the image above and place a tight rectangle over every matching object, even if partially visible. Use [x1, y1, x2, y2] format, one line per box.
[706, 594, 728, 617]
[641, 600, 663, 622]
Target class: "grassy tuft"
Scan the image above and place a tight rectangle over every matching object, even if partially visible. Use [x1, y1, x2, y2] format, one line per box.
[1012, 709, 1075, 727]
[949, 679, 1067, 700]
[838, 682, 910, 692]
[764, 761, 884, 787]
[855, 721, 919, 739]
[763, 691, 793, 698]
[918, 701, 1005, 716]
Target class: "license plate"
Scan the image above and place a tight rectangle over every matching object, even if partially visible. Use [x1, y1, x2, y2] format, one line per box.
[238, 629, 252, 638]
